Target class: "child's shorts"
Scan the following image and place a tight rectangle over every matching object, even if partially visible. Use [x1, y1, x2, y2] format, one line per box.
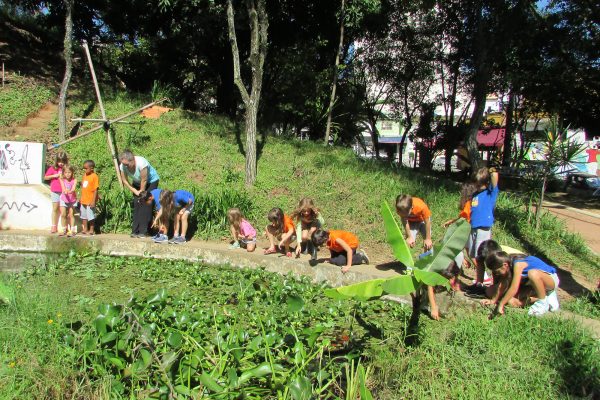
[80, 204, 96, 221]
[240, 237, 257, 247]
[177, 205, 194, 214]
[60, 200, 77, 208]
[51, 192, 61, 203]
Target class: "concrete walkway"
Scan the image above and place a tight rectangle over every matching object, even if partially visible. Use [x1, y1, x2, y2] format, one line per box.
[543, 200, 600, 254]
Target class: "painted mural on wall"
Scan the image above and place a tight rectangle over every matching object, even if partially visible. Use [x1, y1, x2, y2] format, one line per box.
[0, 141, 45, 185]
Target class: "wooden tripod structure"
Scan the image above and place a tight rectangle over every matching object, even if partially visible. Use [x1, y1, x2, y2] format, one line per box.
[51, 40, 167, 188]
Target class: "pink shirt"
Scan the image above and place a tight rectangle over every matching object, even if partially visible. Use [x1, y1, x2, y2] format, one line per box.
[45, 166, 62, 193]
[60, 178, 77, 204]
[239, 219, 257, 238]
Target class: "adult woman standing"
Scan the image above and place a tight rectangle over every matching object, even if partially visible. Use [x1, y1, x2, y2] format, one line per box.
[119, 149, 160, 237]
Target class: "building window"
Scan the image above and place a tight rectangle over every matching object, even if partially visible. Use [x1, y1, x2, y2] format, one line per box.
[381, 121, 393, 131]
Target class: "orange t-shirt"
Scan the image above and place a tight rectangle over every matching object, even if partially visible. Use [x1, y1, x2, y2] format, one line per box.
[459, 200, 471, 222]
[406, 197, 431, 222]
[327, 230, 359, 252]
[80, 172, 99, 205]
[283, 214, 295, 233]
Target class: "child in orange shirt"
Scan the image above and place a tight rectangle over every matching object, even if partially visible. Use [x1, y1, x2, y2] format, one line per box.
[395, 194, 433, 251]
[311, 229, 369, 273]
[79, 160, 99, 235]
[264, 207, 296, 257]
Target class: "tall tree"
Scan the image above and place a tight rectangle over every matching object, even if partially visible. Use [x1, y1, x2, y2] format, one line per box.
[226, 0, 268, 186]
[324, 0, 346, 145]
[57, 0, 73, 140]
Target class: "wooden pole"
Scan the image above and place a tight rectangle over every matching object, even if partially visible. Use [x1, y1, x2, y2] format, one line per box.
[106, 126, 123, 188]
[82, 41, 106, 120]
[51, 98, 167, 148]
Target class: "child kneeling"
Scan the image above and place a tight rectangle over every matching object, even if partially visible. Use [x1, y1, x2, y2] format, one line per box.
[227, 208, 257, 252]
[483, 251, 560, 317]
[311, 229, 369, 273]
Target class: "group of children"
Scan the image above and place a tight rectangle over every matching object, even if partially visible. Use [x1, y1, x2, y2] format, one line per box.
[44, 152, 560, 317]
[393, 166, 560, 318]
[44, 152, 99, 236]
[226, 198, 370, 274]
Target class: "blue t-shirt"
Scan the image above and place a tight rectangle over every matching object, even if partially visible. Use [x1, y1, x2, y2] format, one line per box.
[173, 190, 194, 208]
[150, 188, 162, 210]
[470, 184, 499, 229]
[516, 256, 556, 276]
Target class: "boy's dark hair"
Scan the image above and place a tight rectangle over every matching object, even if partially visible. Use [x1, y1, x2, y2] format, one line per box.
[311, 229, 330, 247]
[475, 240, 502, 267]
[84, 159, 95, 168]
[459, 182, 478, 209]
[474, 167, 491, 187]
[395, 194, 413, 215]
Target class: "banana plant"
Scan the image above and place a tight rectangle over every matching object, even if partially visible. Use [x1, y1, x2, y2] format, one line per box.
[324, 201, 470, 302]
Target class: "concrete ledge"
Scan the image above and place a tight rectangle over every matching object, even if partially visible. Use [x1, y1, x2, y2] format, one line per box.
[0, 231, 393, 288]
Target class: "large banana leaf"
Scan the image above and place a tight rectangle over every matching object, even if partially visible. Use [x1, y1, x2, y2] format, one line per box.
[414, 218, 470, 273]
[413, 268, 450, 288]
[380, 201, 414, 268]
[324, 279, 386, 301]
[381, 275, 418, 296]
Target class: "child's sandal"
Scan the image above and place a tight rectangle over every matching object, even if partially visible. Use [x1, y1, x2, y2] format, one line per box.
[286, 252, 292, 258]
[264, 247, 277, 255]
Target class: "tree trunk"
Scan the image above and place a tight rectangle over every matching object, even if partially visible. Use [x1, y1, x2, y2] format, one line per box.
[58, 0, 73, 140]
[502, 90, 515, 167]
[324, 0, 345, 145]
[245, 103, 258, 184]
[464, 68, 489, 173]
[398, 121, 412, 166]
[226, 0, 268, 186]
[535, 174, 547, 229]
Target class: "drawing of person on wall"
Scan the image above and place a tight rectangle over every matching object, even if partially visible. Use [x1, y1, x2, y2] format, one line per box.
[0, 145, 7, 175]
[20, 145, 29, 184]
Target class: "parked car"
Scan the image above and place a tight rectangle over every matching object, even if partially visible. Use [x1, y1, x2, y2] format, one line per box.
[563, 172, 600, 195]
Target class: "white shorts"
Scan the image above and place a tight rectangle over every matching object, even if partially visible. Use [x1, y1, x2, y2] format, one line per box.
[80, 204, 96, 221]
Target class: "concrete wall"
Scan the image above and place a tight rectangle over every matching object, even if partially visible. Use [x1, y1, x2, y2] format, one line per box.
[0, 184, 53, 230]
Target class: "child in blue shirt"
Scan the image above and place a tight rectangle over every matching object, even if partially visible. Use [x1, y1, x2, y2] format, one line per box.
[466, 167, 499, 287]
[153, 189, 194, 244]
[483, 251, 560, 317]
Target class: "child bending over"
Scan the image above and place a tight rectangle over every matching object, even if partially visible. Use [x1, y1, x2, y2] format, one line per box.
[483, 251, 560, 317]
[311, 229, 369, 273]
[155, 189, 194, 244]
[396, 194, 433, 251]
[264, 207, 296, 256]
[227, 208, 257, 252]
[290, 198, 324, 259]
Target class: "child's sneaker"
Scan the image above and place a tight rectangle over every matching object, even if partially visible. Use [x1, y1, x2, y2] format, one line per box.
[153, 234, 168, 243]
[170, 236, 186, 244]
[229, 241, 240, 249]
[358, 249, 370, 264]
[528, 298, 550, 316]
[547, 291, 560, 312]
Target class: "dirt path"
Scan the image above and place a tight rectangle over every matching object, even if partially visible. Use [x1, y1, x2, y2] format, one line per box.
[543, 201, 600, 254]
[0, 101, 57, 142]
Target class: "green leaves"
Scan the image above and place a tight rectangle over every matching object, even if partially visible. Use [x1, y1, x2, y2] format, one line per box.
[381, 201, 414, 268]
[324, 207, 470, 300]
[415, 218, 470, 274]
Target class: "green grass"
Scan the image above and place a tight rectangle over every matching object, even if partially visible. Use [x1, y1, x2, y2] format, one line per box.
[56, 91, 600, 281]
[1, 254, 598, 399]
[562, 291, 600, 320]
[0, 74, 54, 127]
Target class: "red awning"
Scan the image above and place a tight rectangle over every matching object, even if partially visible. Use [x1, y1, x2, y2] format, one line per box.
[477, 128, 505, 147]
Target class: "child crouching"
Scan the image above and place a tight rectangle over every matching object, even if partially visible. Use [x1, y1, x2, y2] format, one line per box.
[483, 251, 560, 317]
[311, 229, 369, 273]
[227, 208, 257, 252]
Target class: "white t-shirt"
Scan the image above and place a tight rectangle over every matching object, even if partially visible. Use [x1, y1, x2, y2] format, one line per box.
[120, 156, 149, 184]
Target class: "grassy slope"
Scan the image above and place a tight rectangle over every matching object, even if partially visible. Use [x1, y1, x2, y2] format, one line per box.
[0, 74, 54, 128]
[59, 92, 600, 281]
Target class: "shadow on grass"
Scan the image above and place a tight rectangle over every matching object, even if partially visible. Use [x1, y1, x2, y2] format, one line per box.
[495, 206, 593, 297]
